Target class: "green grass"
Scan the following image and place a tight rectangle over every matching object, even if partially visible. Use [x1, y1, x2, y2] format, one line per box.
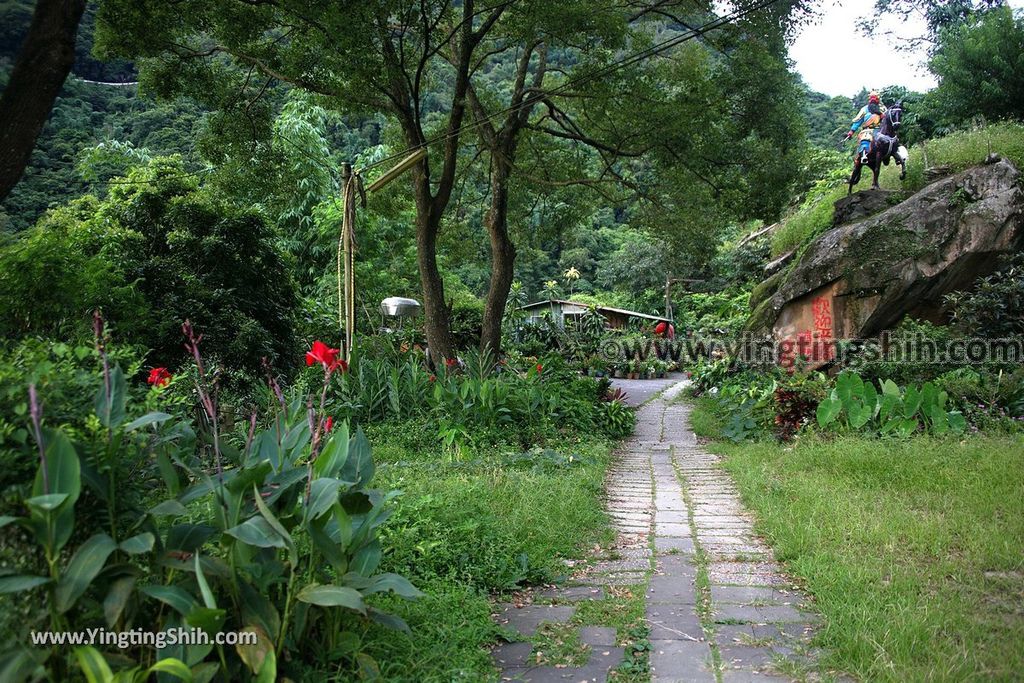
[771, 121, 1024, 257]
[690, 399, 1024, 681]
[346, 424, 616, 681]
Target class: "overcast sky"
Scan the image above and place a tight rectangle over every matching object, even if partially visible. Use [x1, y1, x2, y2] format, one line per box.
[789, 0, 1024, 98]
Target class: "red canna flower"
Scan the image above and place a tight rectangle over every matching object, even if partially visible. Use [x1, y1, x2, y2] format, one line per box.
[324, 416, 334, 432]
[444, 357, 458, 368]
[147, 367, 172, 387]
[306, 341, 346, 372]
[429, 374, 436, 382]
[536, 363, 543, 374]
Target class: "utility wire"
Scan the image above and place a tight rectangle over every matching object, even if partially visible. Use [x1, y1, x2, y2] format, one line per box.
[355, 0, 785, 174]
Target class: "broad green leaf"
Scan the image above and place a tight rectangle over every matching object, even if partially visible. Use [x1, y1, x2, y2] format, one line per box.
[253, 485, 294, 561]
[367, 606, 411, 634]
[0, 515, 16, 529]
[363, 573, 423, 598]
[235, 625, 273, 675]
[94, 366, 128, 428]
[350, 539, 382, 576]
[225, 517, 286, 549]
[239, 581, 281, 643]
[862, 381, 879, 419]
[927, 404, 948, 434]
[56, 533, 118, 612]
[146, 658, 193, 681]
[149, 500, 188, 517]
[139, 585, 197, 616]
[256, 432, 281, 472]
[104, 576, 136, 627]
[74, 646, 113, 683]
[296, 584, 366, 613]
[165, 524, 216, 552]
[194, 554, 217, 610]
[897, 418, 919, 437]
[903, 385, 922, 418]
[836, 371, 862, 408]
[305, 478, 342, 521]
[0, 648, 40, 683]
[26, 493, 69, 512]
[185, 605, 226, 634]
[190, 662, 219, 683]
[254, 648, 276, 683]
[314, 422, 350, 478]
[848, 401, 872, 430]
[880, 417, 902, 434]
[308, 520, 347, 575]
[340, 427, 375, 487]
[0, 575, 51, 593]
[225, 461, 272, 495]
[282, 419, 311, 456]
[815, 397, 842, 428]
[878, 394, 899, 423]
[32, 429, 80, 503]
[947, 411, 967, 434]
[920, 382, 939, 411]
[880, 378, 901, 397]
[119, 532, 155, 555]
[124, 412, 173, 431]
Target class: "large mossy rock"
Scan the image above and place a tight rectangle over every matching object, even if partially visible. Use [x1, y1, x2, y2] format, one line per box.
[748, 158, 1024, 340]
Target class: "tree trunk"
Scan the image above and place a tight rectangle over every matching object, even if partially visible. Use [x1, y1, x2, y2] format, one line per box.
[0, 0, 86, 202]
[480, 159, 516, 357]
[411, 165, 456, 363]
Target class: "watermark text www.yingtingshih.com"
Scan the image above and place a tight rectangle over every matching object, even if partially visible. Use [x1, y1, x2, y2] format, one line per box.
[30, 627, 257, 650]
[596, 332, 1024, 367]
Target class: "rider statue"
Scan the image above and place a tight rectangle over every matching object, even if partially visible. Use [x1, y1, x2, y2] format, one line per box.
[844, 91, 886, 166]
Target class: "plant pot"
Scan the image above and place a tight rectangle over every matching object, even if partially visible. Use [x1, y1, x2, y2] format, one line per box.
[595, 370, 605, 378]
[614, 369, 623, 378]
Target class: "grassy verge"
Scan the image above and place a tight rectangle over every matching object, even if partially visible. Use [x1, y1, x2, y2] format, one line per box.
[690, 397, 1024, 681]
[348, 424, 615, 681]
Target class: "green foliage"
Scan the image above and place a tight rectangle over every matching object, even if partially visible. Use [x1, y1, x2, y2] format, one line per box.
[0, 159, 298, 376]
[0, 333, 417, 681]
[944, 254, 1024, 337]
[930, 6, 1024, 123]
[935, 367, 1024, 430]
[815, 371, 967, 436]
[328, 351, 629, 448]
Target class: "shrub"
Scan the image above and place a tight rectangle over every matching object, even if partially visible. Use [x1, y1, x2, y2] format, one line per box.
[944, 254, 1024, 338]
[0, 326, 419, 681]
[0, 158, 298, 377]
[816, 371, 967, 437]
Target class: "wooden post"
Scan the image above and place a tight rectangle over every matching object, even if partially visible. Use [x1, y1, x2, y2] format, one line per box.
[340, 162, 356, 363]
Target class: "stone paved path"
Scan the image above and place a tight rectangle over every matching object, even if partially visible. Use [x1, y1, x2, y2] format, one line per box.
[492, 379, 823, 682]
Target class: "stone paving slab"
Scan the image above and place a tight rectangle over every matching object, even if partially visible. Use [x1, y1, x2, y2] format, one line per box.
[649, 640, 717, 682]
[495, 605, 576, 636]
[494, 378, 826, 683]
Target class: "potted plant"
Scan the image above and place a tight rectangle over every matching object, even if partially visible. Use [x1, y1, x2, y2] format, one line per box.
[644, 361, 656, 380]
[613, 362, 624, 379]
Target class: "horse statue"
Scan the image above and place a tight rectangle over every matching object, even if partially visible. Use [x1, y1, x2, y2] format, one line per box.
[847, 101, 909, 194]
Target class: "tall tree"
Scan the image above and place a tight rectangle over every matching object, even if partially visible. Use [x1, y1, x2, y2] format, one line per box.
[0, 0, 86, 201]
[930, 5, 1024, 121]
[96, 0, 514, 360]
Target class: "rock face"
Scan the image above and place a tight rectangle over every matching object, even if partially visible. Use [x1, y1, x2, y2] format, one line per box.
[831, 189, 894, 226]
[749, 158, 1024, 344]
